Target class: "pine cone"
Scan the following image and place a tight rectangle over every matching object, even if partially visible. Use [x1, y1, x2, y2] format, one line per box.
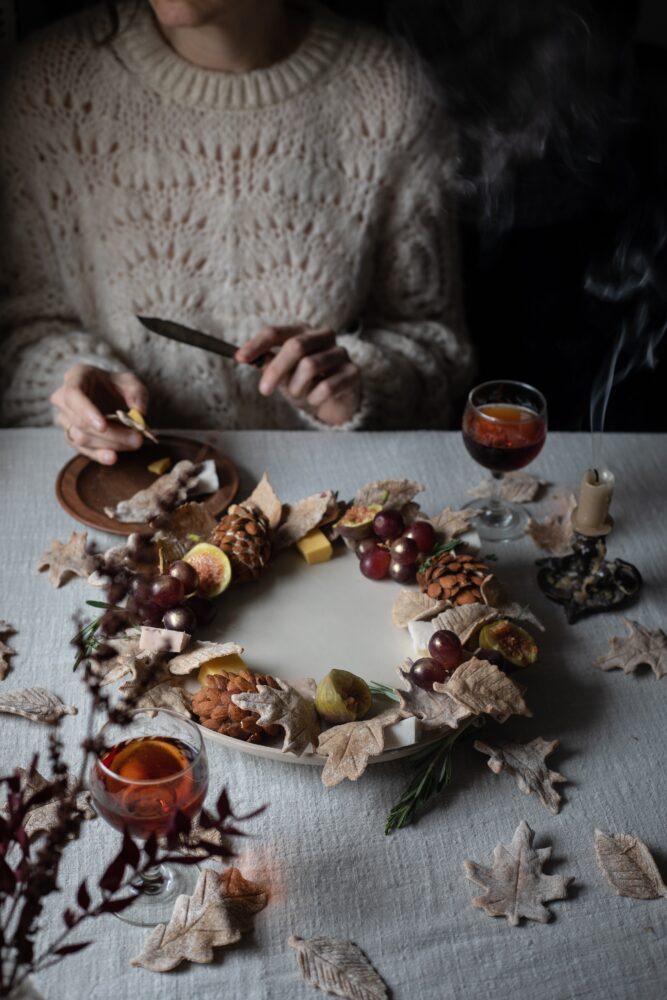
[210, 504, 271, 583]
[417, 551, 493, 604]
[192, 669, 281, 742]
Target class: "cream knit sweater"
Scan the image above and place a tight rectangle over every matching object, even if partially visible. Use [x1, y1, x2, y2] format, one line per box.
[0, 2, 472, 430]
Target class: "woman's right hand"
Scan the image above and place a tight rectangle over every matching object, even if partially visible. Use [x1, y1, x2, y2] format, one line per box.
[51, 364, 150, 465]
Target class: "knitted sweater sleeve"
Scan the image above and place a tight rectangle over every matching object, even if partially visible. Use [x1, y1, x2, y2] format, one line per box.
[335, 106, 474, 431]
[0, 45, 124, 427]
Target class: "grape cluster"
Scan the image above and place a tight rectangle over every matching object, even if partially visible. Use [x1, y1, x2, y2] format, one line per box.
[356, 510, 435, 583]
[410, 629, 464, 690]
[125, 561, 216, 634]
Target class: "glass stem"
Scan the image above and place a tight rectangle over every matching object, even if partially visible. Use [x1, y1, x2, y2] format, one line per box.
[135, 864, 167, 896]
[488, 472, 504, 511]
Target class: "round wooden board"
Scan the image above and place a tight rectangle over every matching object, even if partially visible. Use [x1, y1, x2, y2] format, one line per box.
[55, 436, 239, 535]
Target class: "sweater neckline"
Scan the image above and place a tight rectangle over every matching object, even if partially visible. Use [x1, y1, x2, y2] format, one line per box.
[112, 2, 351, 110]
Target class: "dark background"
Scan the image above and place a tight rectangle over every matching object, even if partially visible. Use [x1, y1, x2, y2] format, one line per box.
[5, 0, 667, 432]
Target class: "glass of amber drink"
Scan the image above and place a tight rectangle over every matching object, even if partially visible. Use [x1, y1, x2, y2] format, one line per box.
[90, 708, 208, 926]
[462, 380, 547, 541]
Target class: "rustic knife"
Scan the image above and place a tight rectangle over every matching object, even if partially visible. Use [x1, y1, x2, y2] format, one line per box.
[136, 316, 268, 367]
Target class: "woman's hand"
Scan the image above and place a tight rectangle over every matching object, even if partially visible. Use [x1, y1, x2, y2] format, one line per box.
[236, 325, 361, 426]
[51, 364, 150, 464]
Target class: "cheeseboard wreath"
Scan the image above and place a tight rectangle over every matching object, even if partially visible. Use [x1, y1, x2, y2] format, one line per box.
[68, 469, 545, 833]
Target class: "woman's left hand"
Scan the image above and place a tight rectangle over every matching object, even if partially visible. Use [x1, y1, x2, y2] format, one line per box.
[236, 324, 361, 426]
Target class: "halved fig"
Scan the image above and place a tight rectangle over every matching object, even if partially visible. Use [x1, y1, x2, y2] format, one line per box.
[314, 669, 372, 724]
[183, 542, 232, 598]
[335, 504, 382, 545]
[478, 620, 538, 668]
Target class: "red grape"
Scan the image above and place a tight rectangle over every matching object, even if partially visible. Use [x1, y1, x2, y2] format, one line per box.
[150, 575, 185, 609]
[163, 605, 197, 633]
[410, 657, 450, 690]
[129, 576, 153, 602]
[428, 630, 464, 671]
[188, 596, 217, 627]
[372, 509, 404, 541]
[404, 520, 435, 554]
[389, 560, 415, 583]
[356, 538, 381, 559]
[168, 560, 199, 594]
[133, 601, 164, 628]
[360, 548, 391, 580]
[390, 537, 420, 566]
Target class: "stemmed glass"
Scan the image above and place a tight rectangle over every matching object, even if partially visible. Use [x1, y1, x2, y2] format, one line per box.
[462, 380, 547, 542]
[89, 708, 208, 926]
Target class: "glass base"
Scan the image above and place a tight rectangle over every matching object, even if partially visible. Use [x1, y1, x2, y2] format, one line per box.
[463, 497, 529, 542]
[115, 863, 200, 927]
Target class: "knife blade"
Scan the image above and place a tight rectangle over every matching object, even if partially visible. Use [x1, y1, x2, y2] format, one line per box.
[136, 316, 267, 367]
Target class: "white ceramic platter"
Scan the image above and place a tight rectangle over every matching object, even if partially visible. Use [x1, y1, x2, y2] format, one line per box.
[193, 543, 433, 766]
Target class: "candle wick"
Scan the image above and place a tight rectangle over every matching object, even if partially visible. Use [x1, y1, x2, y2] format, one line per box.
[592, 468, 600, 484]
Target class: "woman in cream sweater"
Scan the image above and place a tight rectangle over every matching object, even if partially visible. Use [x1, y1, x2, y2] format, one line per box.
[0, 0, 472, 462]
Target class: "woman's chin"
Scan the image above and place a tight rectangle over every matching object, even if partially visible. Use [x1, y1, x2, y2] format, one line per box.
[149, 1, 212, 29]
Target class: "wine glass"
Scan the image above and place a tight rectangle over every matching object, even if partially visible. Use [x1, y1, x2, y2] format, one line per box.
[462, 380, 547, 542]
[89, 708, 208, 926]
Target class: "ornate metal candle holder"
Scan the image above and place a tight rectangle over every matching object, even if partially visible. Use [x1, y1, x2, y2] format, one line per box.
[536, 469, 642, 623]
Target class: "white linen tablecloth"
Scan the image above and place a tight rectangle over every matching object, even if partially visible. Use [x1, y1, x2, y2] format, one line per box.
[0, 429, 665, 1000]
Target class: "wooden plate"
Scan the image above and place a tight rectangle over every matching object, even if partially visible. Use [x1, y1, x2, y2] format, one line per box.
[55, 436, 239, 535]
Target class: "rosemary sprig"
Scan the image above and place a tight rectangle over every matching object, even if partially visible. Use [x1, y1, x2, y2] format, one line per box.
[418, 538, 461, 574]
[72, 617, 104, 671]
[71, 601, 127, 671]
[384, 720, 473, 834]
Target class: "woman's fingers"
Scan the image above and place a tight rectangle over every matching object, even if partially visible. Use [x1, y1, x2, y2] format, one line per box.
[55, 413, 117, 465]
[307, 363, 360, 409]
[52, 382, 107, 433]
[235, 324, 303, 364]
[258, 328, 337, 396]
[285, 345, 350, 400]
[52, 364, 150, 463]
[111, 371, 150, 413]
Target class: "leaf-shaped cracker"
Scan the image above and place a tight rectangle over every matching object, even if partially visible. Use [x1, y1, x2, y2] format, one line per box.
[133, 681, 192, 718]
[430, 604, 499, 645]
[527, 492, 577, 556]
[288, 935, 389, 1000]
[105, 460, 202, 522]
[468, 472, 547, 503]
[275, 490, 336, 549]
[317, 707, 401, 786]
[111, 409, 158, 443]
[474, 738, 566, 814]
[154, 503, 218, 563]
[168, 642, 244, 676]
[464, 821, 573, 925]
[94, 634, 150, 686]
[353, 479, 424, 510]
[391, 591, 449, 628]
[593, 619, 667, 680]
[130, 867, 267, 973]
[36, 532, 99, 587]
[231, 679, 320, 756]
[594, 830, 667, 899]
[428, 506, 476, 539]
[396, 660, 472, 731]
[0, 621, 17, 680]
[436, 657, 531, 723]
[240, 472, 283, 530]
[1, 768, 96, 840]
[0, 688, 77, 724]
[217, 867, 269, 929]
